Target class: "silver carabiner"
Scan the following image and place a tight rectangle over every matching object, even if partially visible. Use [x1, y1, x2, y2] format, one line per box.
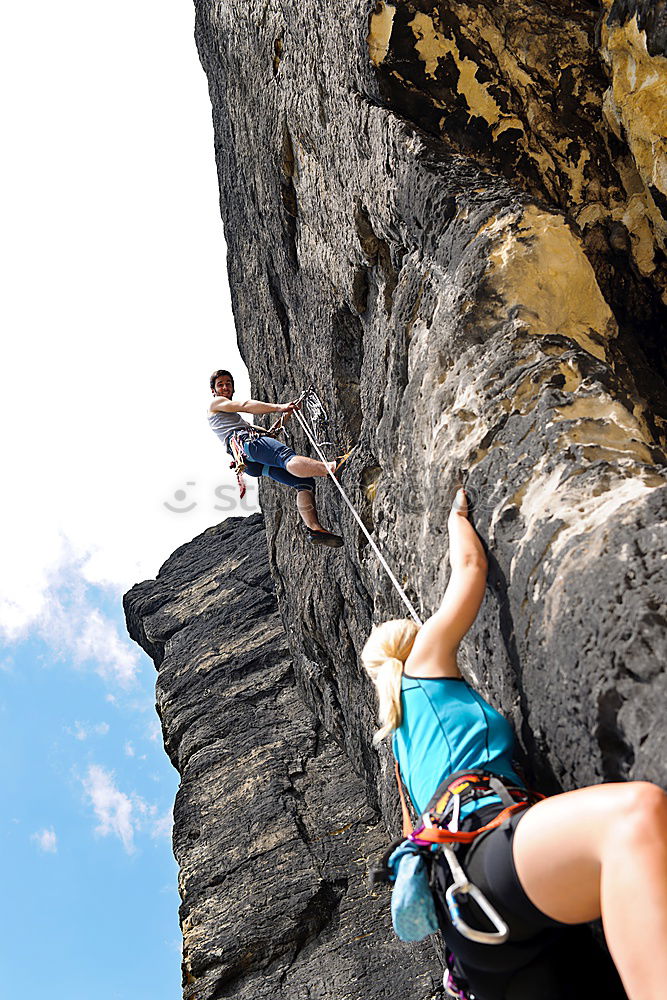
[443, 846, 509, 945]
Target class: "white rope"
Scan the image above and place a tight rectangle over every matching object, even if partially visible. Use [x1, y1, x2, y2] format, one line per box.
[292, 396, 423, 626]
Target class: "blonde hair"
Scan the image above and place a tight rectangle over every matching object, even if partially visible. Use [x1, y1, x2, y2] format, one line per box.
[361, 619, 420, 744]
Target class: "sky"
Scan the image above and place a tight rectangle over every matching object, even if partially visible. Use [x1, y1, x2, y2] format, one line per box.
[1, 2, 256, 996]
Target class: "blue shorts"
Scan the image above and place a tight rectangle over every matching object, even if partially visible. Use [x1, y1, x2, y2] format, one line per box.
[242, 435, 315, 493]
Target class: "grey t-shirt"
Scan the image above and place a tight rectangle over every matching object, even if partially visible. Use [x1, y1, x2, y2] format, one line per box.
[208, 408, 253, 449]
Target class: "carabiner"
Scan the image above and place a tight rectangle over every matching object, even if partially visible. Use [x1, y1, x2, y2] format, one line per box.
[442, 846, 509, 945]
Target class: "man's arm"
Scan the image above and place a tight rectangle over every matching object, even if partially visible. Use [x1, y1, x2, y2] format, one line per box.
[210, 398, 297, 415]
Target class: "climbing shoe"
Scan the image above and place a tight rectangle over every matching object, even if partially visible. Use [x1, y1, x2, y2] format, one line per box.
[305, 527, 344, 548]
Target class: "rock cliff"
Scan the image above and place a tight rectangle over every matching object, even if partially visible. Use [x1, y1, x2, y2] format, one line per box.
[192, 0, 666, 800]
[125, 1, 667, 996]
[124, 515, 441, 998]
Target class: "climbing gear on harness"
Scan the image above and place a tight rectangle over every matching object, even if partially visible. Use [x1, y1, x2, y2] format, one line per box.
[410, 770, 543, 847]
[393, 762, 539, 845]
[417, 770, 542, 944]
[371, 768, 543, 954]
[227, 387, 311, 499]
[293, 387, 423, 625]
[440, 841, 509, 945]
[389, 840, 439, 941]
[227, 425, 271, 500]
[392, 761, 514, 944]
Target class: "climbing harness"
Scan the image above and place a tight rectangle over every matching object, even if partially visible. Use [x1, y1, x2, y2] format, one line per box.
[227, 387, 312, 499]
[412, 770, 543, 848]
[416, 771, 541, 945]
[228, 425, 276, 500]
[293, 387, 423, 626]
[371, 769, 544, 996]
[370, 767, 544, 998]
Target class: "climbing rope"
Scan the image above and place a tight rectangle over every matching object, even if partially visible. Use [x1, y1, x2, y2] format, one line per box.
[292, 388, 423, 626]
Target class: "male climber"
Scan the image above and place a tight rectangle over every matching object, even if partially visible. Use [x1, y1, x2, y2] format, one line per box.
[208, 370, 343, 548]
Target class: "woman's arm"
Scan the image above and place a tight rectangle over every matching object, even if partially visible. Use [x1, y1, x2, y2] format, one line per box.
[403, 489, 487, 678]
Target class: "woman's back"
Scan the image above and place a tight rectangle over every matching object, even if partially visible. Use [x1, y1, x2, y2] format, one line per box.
[392, 674, 523, 816]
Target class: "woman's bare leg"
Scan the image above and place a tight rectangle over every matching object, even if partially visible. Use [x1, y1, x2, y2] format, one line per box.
[512, 781, 667, 999]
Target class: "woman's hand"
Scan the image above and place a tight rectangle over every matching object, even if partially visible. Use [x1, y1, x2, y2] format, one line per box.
[449, 486, 468, 518]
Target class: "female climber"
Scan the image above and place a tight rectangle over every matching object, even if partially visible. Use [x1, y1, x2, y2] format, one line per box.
[362, 488, 667, 1000]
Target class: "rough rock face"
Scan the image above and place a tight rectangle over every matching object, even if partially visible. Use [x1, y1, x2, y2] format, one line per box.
[126, 1, 667, 995]
[124, 515, 441, 999]
[193, 0, 667, 797]
[368, 1, 667, 303]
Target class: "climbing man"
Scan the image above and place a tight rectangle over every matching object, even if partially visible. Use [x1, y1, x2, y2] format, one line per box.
[208, 370, 343, 548]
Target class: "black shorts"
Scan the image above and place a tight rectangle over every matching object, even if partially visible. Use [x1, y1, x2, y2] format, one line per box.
[432, 803, 568, 1000]
[433, 804, 626, 1000]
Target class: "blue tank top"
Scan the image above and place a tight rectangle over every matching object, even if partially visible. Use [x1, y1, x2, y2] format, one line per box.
[392, 675, 524, 818]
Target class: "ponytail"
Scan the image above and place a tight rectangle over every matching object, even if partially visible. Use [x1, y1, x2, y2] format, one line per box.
[361, 619, 420, 744]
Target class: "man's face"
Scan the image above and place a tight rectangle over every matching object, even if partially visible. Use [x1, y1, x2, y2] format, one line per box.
[214, 375, 233, 398]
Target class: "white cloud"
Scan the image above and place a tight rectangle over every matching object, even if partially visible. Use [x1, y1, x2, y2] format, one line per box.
[70, 721, 110, 741]
[82, 765, 138, 854]
[81, 764, 172, 854]
[124, 741, 135, 757]
[29, 560, 141, 689]
[0, 533, 68, 642]
[75, 611, 139, 687]
[152, 809, 173, 840]
[147, 720, 162, 742]
[32, 828, 57, 853]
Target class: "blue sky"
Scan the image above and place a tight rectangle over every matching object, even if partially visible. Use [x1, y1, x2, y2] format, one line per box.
[1, 1, 259, 997]
[0, 585, 180, 998]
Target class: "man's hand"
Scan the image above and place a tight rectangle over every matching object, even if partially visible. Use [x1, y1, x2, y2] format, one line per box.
[278, 399, 301, 417]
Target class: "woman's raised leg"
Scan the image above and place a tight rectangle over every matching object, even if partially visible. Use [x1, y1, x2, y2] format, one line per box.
[511, 781, 667, 999]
